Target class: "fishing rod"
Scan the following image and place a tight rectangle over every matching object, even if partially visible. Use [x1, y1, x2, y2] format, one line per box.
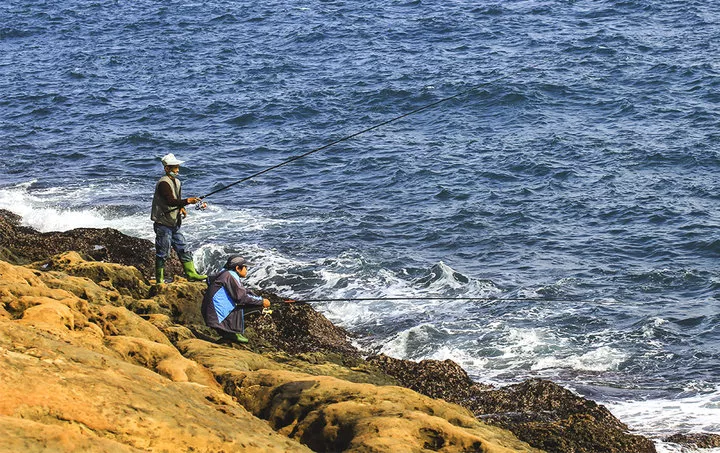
[165, 65, 536, 215]
[197, 83, 485, 200]
[282, 296, 598, 304]
[162, 82, 487, 216]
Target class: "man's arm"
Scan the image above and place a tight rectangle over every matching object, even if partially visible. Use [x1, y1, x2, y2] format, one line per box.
[158, 181, 189, 207]
[220, 272, 264, 306]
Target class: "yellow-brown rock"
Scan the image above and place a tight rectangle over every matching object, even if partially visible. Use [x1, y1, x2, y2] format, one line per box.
[0, 321, 309, 452]
[91, 305, 173, 346]
[181, 339, 542, 453]
[0, 255, 540, 452]
[0, 258, 311, 452]
[106, 335, 217, 386]
[43, 251, 150, 299]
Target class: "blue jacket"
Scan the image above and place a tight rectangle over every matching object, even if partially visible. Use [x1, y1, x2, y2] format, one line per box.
[201, 270, 263, 331]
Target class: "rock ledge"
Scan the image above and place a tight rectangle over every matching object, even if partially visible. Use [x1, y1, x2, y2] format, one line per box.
[0, 209, 688, 452]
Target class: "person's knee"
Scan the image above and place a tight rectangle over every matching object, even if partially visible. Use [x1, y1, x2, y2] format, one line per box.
[155, 235, 172, 259]
[172, 235, 188, 252]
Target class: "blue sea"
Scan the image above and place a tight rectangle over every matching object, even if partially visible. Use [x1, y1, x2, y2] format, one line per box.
[2, 1, 719, 449]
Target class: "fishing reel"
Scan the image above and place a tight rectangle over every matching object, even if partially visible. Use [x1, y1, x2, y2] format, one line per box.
[195, 200, 208, 211]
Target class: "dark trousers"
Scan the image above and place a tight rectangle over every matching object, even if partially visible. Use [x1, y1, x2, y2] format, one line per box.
[215, 306, 263, 335]
[154, 223, 192, 262]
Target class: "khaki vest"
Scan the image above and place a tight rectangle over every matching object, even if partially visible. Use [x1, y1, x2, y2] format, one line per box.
[151, 175, 182, 227]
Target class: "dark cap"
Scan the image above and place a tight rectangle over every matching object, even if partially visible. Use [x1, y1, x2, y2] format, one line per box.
[225, 255, 249, 270]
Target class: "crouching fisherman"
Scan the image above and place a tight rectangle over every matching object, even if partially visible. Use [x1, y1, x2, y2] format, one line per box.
[202, 255, 270, 344]
[151, 153, 207, 284]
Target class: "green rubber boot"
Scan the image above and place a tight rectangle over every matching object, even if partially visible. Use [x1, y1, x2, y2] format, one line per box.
[234, 333, 249, 344]
[155, 258, 165, 285]
[182, 260, 207, 281]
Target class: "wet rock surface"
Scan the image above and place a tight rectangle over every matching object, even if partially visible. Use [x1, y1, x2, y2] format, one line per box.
[368, 354, 656, 453]
[664, 433, 720, 449]
[2, 209, 708, 453]
[367, 354, 494, 402]
[0, 208, 183, 279]
[471, 379, 656, 453]
[249, 297, 362, 360]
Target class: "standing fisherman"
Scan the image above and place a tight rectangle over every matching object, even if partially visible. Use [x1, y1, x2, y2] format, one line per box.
[151, 153, 207, 284]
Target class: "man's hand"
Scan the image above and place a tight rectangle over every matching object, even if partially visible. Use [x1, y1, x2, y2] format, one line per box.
[180, 207, 187, 218]
[187, 197, 201, 204]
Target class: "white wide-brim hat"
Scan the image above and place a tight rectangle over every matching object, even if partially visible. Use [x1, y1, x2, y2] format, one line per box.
[161, 153, 184, 166]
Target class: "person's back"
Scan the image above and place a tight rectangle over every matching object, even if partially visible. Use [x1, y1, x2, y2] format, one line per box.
[201, 255, 269, 343]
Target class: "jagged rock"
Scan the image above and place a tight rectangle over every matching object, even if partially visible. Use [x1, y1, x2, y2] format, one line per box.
[0, 213, 669, 453]
[150, 278, 208, 326]
[0, 208, 183, 280]
[179, 339, 396, 387]
[0, 259, 312, 452]
[181, 339, 542, 453]
[245, 295, 362, 362]
[0, 322, 311, 452]
[1, 255, 538, 452]
[90, 304, 174, 346]
[367, 354, 494, 402]
[105, 335, 217, 385]
[369, 354, 656, 453]
[144, 313, 196, 344]
[472, 379, 656, 453]
[664, 433, 720, 449]
[41, 251, 151, 299]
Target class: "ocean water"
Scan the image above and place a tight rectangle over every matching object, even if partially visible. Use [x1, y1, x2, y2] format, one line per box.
[1, 0, 719, 449]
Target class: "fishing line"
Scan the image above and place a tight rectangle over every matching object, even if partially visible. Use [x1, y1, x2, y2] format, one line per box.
[197, 67, 538, 201]
[162, 83, 485, 215]
[164, 65, 536, 215]
[283, 296, 600, 304]
[199, 85, 476, 199]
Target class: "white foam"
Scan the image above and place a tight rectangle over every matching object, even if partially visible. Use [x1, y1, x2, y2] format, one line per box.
[531, 346, 627, 372]
[207, 243, 312, 285]
[246, 254, 503, 329]
[192, 242, 230, 274]
[211, 249, 463, 329]
[606, 386, 720, 443]
[464, 323, 566, 377]
[191, 202, 310, 234]
[379, 323, 437, 359]
[425, 344, 491, 372]
[504, 326, 560, 357]
[0, 182, 152, 238]
[0, 181, 297, 244]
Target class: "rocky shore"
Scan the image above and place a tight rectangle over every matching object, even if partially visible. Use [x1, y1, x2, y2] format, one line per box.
[1, 208, 715, 452]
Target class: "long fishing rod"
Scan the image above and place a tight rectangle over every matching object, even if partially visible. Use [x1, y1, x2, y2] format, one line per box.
[283, 296, 598, 304]
[163, 82, 489, 216]
[198, 83, 486, 200]
[166, 65, 535, 215]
